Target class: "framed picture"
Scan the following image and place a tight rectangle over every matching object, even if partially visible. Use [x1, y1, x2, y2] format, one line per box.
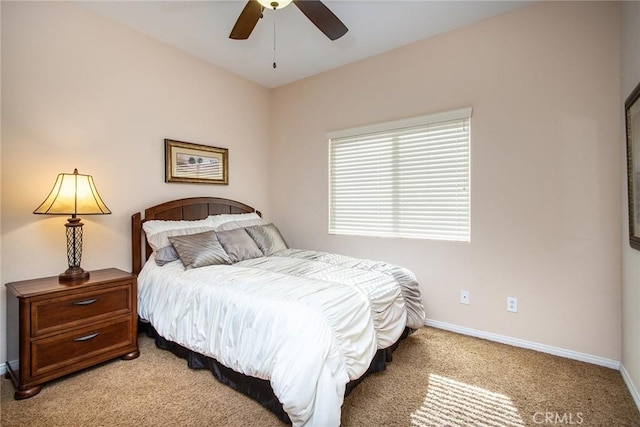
[165, 139, 228, 185]
[626, 82, 640, 250]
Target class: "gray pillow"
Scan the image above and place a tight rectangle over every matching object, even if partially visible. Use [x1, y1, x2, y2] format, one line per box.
[146, 225, 216, 266]
[168, 230, 231, 268]
[215, 228, 263, 263]
[155, 245, 180, 266]
[245, 223, 288, 256]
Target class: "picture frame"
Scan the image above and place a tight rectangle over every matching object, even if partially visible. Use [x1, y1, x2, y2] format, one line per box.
[625, 82, 640, 250]
[165, 139, 228, 185]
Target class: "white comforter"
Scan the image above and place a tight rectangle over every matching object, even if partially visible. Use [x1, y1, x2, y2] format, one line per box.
[137, 249, 425, 426]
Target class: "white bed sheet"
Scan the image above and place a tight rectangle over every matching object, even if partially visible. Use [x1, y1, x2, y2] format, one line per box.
[137, 249, 425, 426]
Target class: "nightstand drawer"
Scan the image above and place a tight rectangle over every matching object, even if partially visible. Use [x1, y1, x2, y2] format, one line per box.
[31, 316, 133, 377]
[32, 284, 132, 336]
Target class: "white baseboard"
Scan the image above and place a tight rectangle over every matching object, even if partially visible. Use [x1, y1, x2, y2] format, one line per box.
[620, 363, 640, 410]
[0, 362, 6, 376]
[425, 319, 620, 370]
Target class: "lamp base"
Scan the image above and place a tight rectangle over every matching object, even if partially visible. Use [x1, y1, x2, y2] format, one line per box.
[59, 267, 90, 282]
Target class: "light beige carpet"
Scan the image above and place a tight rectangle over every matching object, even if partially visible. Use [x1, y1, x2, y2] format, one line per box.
[2, 327, 639, 426]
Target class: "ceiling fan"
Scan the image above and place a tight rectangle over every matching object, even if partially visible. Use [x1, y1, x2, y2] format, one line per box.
[230, 0, 348, 41]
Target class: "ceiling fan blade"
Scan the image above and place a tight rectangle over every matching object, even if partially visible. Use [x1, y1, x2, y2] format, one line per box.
[293, 0, 348, 41]
[230, 0, 264, 40]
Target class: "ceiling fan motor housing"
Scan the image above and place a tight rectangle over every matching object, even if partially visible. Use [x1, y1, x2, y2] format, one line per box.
[258, 0, 293, 10]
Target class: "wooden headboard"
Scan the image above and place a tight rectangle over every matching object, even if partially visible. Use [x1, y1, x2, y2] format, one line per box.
[131, 197, 261, 275]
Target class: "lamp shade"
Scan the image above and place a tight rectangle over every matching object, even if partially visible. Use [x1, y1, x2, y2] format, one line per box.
[33, 169, 111, 216]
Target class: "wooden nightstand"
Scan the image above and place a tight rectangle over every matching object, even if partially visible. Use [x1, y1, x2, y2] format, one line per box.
[4, 268, 139, 399]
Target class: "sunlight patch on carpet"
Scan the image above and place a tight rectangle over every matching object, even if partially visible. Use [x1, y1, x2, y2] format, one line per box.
[411, 374, 525, 427]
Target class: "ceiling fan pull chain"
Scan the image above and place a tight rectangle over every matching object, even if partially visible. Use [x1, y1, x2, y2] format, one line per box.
[273, 19, 277, 69]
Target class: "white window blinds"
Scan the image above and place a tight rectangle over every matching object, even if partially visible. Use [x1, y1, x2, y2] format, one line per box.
[328, 108, 471, 241]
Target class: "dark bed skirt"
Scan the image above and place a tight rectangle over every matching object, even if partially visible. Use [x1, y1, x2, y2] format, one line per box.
[142, 322, 410, 424]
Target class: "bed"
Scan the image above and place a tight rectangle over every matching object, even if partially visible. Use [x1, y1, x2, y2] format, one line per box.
[131, 197, 426, 426]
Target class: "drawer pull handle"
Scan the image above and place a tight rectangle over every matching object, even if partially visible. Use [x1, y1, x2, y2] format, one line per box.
[73, 333, 99, 342]
[72, 298, 98, 306]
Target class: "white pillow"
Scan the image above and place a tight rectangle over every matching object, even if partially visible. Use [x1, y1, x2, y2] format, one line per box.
[145, 226, 216, 252]
[143, 218, 211, 236]
[207, 212, 265, 230]
[142, 218, 214, 252]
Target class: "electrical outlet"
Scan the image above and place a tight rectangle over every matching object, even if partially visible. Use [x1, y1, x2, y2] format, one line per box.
[507, 297, 518, 313]
[460, 290, 470, 305]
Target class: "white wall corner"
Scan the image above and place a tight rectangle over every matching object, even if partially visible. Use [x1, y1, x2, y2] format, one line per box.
[621, 363, 640, 411]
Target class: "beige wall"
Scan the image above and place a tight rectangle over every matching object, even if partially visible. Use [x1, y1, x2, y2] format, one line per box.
[0, 1, 626, 369]
[0, 2, 271, 365]
[621, 0, 640, 402]
[270, 2, 622, 359]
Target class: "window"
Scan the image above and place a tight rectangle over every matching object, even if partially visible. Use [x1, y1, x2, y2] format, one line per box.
[328, 108, 471, 241]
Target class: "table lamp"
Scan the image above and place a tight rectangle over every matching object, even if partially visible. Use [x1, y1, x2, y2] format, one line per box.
[33, 168, 111, 282]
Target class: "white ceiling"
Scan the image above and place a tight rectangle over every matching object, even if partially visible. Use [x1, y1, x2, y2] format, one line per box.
[79, 0, 532, 88]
